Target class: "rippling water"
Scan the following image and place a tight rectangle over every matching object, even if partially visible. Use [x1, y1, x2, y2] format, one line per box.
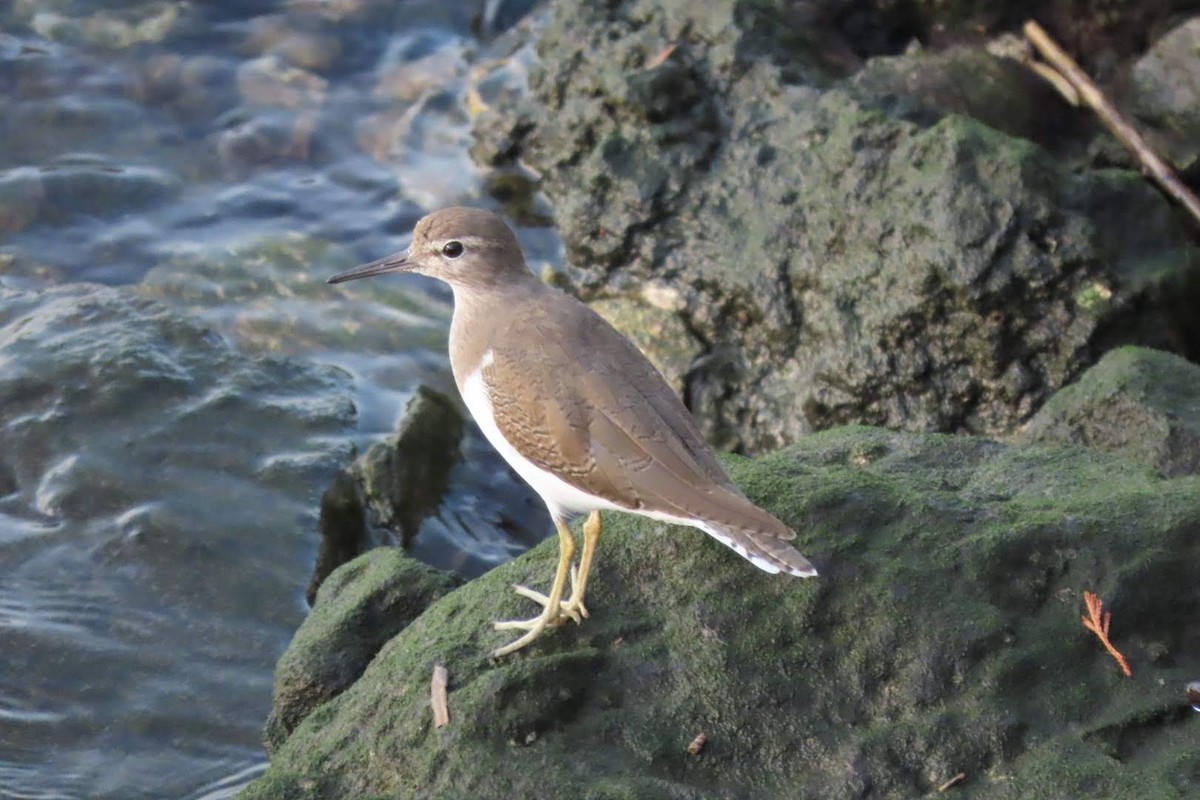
[0, 1, 552, 797]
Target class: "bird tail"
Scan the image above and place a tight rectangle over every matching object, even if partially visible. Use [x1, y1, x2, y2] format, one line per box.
[685, 488, 817, 577]
[697, 517, 818, 577]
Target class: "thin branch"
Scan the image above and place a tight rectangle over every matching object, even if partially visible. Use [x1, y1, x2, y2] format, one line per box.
[1081, 591, 1133, 677]
[937, 772, 966, 792]
[1023, 20, 1200, 229]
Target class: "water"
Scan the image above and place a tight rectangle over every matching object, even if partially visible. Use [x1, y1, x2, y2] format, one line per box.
[0, 2, 551, 797]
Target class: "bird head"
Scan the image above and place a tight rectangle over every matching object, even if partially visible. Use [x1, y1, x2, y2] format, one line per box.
[327, 207, 530, 290]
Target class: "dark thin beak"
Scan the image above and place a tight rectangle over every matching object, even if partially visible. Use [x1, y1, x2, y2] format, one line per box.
[326, 252, 412, 284]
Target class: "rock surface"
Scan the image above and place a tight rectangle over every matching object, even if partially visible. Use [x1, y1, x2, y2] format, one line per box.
[269, 548, 462, 754]
[1020, 346, 1200, 477]
[1130, 16, 1200, 174]
[244, 427, 1200, 799]
[473, 0, 1200, 453]
[307, 385, 466, 601]
[848, 45, 1075, 147]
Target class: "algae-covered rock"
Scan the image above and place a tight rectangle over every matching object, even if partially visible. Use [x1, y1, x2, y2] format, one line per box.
[245, 427, 1200, 799]
[473, 0, 1200, 452]
[267, 547, 462, 753]
[1020, 346, 1200, 477]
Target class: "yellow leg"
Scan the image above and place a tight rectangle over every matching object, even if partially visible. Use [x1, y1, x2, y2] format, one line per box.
[491, 517, 576, 657]
[499, 511, 602, 624]
[561, 510, 601, 621]
[509, 564, 586, 623]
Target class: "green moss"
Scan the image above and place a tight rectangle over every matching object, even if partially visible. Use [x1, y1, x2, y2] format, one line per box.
[246, 428, 1200, 799]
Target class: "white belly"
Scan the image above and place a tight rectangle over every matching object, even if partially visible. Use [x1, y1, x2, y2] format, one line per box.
[460, 356, 626, 520]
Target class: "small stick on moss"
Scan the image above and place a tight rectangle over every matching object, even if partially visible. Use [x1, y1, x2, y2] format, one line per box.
[1081, 591, 1133, 677]
[1022, 20, 1200, 229]
[644, 43, 678, 70]
[937, 772, 966, 792]
[431, 664, 450, 728]
[687, 732, 707, 755]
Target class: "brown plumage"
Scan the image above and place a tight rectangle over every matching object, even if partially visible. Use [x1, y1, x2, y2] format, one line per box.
[461, 282, 814, 577]
[329, 207, 816, 656]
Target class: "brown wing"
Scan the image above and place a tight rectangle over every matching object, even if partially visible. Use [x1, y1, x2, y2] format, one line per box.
[481, 291, 815, 576]
[480, 292, 732, 504]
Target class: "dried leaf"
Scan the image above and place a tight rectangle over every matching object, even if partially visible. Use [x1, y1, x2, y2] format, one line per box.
[1081, 591, 1132, 677]
[644, 44, 677, 70]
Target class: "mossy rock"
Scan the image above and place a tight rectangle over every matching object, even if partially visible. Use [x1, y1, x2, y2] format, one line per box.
[245, 427, 1200, 799]
[1020, 346, 1200, 477]
[472, 0, 1200, 452]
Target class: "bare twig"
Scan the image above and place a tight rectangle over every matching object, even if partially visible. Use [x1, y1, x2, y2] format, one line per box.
[1081, 591, 1133, 677]
[937, 772, 966, 792]
[431, 664, 450, 727]
[1023, 20, 1200, 228]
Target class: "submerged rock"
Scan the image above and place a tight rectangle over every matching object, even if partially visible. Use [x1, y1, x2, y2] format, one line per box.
[1020, 346, 1200, 477]
[19, 155, 182, 224]
[18, 0, 192, 49]
[246, 426, 1200, 799]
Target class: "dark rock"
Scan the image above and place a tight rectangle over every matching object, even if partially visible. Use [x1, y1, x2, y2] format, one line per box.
[245, 427, 1200, 799]
[472, 0, 1200, 453]
[306, 470, 367, 605]
[1130, 16, 1200, 174]
[1020, 347, 1200, 477]
[306, 385, 466, 601]
[267, 547, 462, 754]
[848, 46, 1077, 147]
[358, 385, 465, 547]
[472, 0, 540, 39]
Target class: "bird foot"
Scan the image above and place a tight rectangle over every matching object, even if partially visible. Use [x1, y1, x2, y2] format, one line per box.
[497, 565, 588, 627]
[491, 604, 556, 657]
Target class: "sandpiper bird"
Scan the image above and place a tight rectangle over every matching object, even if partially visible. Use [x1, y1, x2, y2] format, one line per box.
[328, 207, 817, 657]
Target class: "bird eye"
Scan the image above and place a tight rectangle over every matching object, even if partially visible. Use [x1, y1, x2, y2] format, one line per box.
[442, 241, 464, 259]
